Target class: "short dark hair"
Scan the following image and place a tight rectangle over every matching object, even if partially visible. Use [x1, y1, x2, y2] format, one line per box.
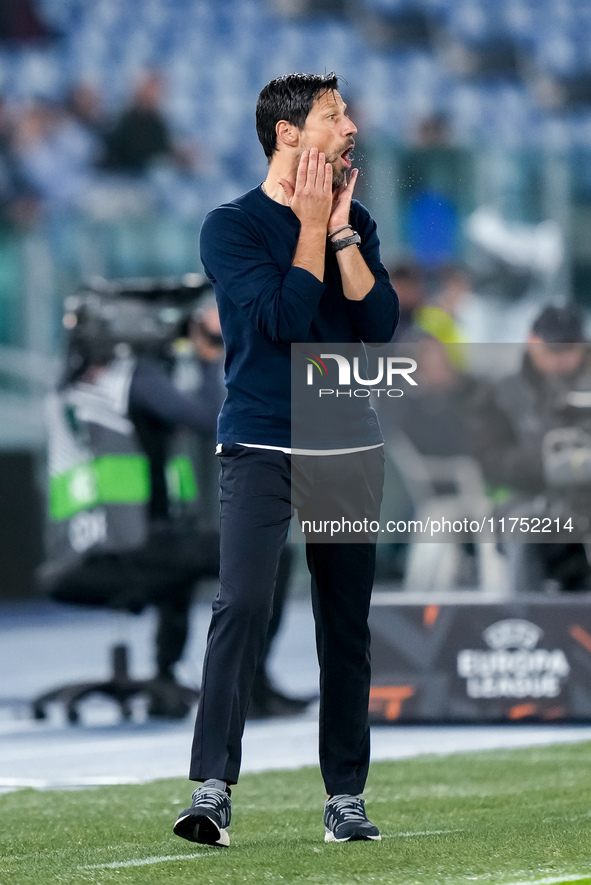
[531, 305, 586, 344]
[389, 262, 423, 283]
[256, 72, 339, 160]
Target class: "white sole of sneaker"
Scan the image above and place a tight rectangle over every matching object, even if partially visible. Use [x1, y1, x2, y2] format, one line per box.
[324, 830, 381, 843]
[174, 813, 230, 847]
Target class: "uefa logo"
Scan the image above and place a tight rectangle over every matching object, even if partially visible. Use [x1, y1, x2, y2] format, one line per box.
[457, 618, 570, 700]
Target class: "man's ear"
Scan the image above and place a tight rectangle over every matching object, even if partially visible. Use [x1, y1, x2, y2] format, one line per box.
[276, 120, 299, 149]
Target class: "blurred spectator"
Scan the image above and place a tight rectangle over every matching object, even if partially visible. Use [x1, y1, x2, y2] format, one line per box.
[66, 83, 107, 144]
[270, 0, 348, 17]
[11, 99, 100, 213]
[414, 112, 452, 148]
[469, 305, 591, 594]
[383, 336, 479, 457]
[434, 263, 473, 324]
[0, 0, 50, 42]
[398, 113, 472, 269]
[389, 260, 466, 345]
[103, 71, 177, 174]
[415, 262, 471, 346]
[389, 261, 426, 341]
[0, 94, 33, 226]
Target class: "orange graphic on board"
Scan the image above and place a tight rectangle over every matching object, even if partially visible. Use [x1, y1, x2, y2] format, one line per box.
[369, 686, 415, 720]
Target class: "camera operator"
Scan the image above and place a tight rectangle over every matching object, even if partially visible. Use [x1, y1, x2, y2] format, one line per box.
[41, 300, 226, 718]
[470, 305, 591, 594]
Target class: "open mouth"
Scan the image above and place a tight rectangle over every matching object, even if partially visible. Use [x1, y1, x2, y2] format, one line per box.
[340, 146, 354, 169]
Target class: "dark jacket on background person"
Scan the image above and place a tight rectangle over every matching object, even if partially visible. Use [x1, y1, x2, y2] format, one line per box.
[469, 350, 591, 592]
[103, 109, 172, 172]
[469, 352, 591, 497]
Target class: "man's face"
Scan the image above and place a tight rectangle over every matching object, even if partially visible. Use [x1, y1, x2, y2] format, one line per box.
[298, 90, 357, 188]
[528, 336, 584, 377]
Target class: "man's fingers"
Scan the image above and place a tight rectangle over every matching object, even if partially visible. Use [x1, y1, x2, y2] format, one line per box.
[347, 167, 359, 195]
[331, 167, 359, 210]
[306, 147, 319, 185]
[295, 150, 309, 191]
[317, 152, 327, 187]
[295, 148, 331, 196]
[289, 147, 332, 228]
[333, 168, 358, 201]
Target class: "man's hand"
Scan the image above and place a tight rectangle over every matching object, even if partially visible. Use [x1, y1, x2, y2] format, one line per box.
[279, 148, 333, 282]
[278, 148, 332, 233]
[328, 167, 358, 234]
[327, 167, 374, 302]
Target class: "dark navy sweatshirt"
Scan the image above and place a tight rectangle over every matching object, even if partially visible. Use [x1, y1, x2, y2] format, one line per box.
[200, 184, 399, 449]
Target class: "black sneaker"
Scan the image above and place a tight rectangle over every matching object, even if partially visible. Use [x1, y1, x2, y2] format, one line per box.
[173, 782, 231, 847]
[324, 794, 381, 843]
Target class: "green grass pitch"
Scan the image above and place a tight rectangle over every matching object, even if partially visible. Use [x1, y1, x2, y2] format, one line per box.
[1, 741, 591, 884]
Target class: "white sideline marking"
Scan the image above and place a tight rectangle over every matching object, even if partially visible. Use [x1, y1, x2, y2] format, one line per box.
[385, 828, 463, 838]
[0, 776, 142, 789]
[504, 875, 591, 885]
[79, 852, 209, 869]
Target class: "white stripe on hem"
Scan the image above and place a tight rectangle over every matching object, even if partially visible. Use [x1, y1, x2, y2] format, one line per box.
[215, 442, 384, 456]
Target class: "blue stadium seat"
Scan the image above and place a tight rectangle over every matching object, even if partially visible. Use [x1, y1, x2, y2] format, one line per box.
[0, 0, 587, 178]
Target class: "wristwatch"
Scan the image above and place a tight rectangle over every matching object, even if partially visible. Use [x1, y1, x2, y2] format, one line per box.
[330, 230, 361, 252]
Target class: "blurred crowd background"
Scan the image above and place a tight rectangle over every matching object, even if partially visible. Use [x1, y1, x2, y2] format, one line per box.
[2, 0, 591, 602]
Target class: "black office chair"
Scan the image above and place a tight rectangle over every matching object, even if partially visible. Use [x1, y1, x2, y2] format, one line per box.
[32, 640, 198, 724]
[31, 525, 219, 724]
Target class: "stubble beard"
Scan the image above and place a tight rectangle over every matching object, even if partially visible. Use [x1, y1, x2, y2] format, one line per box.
[326, 146, 349, 189]
[331, 165, 347, 189]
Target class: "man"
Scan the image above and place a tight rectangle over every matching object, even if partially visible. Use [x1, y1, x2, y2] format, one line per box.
[103, 70, 175, 173]
[470, 305, 591, 594]
[173, 72, 398, 847]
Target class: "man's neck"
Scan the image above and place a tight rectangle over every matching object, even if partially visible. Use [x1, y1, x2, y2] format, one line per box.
[262, 158, 296, 205]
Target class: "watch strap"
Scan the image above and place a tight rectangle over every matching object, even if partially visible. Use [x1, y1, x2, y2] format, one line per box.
[330, 231, 361, 252]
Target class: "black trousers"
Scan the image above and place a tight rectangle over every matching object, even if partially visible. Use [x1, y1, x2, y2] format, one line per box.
[189, 444, 384, 796]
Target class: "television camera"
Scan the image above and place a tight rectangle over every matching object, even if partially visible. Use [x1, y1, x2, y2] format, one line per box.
[542, 389, 591, 540]
[61, 273, 214, 371]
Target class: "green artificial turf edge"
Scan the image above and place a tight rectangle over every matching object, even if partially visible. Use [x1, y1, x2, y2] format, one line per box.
[0, 741, 590, 885]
